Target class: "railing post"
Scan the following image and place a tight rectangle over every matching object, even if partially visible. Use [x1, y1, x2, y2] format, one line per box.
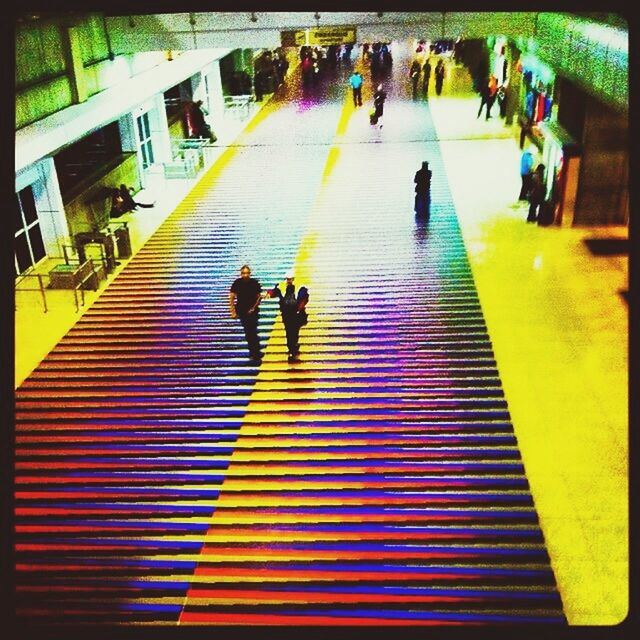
[37, 274, 48, 313]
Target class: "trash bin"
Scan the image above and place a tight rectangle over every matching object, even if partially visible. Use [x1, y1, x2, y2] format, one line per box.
[114, 226, 132, 259]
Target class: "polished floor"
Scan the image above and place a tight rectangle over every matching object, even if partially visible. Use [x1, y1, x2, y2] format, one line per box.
[14, 45, 628, 627]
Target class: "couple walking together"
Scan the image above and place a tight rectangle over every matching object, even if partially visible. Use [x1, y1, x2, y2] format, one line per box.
[229, 265, 309, 364]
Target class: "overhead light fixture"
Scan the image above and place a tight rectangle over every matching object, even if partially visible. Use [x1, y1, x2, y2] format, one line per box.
[250, 12, 257, 22]
[377, 12, 384, 17]
[314, 12, 320, 22]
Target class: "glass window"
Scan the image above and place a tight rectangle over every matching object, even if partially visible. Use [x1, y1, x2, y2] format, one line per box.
[136, 112, 154, 170]
[145, 141, 154, 165]
[15, 195, 25, 233]
[15, 184, 46, 275]
[15, 233, 32, 274]
[29, 226, 46, 263]
[19, 185, 38, 225]
[142, 113, 151, 139]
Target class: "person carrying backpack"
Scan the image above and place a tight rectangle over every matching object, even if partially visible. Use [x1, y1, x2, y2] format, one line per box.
[268, 271, 309, 362]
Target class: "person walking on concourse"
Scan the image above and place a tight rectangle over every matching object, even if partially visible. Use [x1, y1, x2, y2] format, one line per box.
[414, 160, 432, 219]
[349, 70, 363, 107]
[373, 84, 387, 128]
[229, 264, 263, 364]
[267, 271, 309, 363]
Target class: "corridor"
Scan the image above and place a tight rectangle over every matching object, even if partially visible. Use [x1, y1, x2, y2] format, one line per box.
[14, 44, 627, 627]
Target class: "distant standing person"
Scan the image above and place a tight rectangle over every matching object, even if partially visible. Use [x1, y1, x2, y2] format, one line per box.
[414, 161, 432, 219]
[519, 146, 536, 201]
[486, 75, 498, 119]
[229, 264, 263, 364]
[349, 70, 363, 107]
[373, 84, 387, 128]
[268, 271, 309, 362]
[422, 58, 432, 96]
[527, 164, 546, 223]
[477, 79, 491, 119]
[434, 60, 445, 95]
[410, 59, 421, 99]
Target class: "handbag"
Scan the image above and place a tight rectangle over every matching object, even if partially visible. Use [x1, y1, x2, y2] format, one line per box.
[298, 309, 308, 327]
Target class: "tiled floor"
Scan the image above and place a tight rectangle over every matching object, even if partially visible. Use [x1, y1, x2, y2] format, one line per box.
[429, 91, 628, 625]
[14, 45, 628, 625]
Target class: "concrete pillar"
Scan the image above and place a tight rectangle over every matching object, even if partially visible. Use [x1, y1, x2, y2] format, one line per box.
[16, 158, 70, 258]
[203, 61, 225, 132]
[504, 44, 521, 125]
[117, 112, 138, 153]
[574, 97, 628, 225]
[117, 112, 144, 187]
[190, 71, 204, 102]
[62, 25, 88, 104]
[149, 93, 173, 164]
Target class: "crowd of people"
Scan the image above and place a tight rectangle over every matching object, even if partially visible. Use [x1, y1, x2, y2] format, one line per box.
[300, 45, 355, 88]
[409, 57, 445, 98]
[362, 42, 393, 78]
[254, 49, 290, 100]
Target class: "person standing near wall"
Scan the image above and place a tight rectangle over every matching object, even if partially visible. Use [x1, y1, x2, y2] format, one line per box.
[229, 264, 263, 364]
[527, 164, 546, 222]
[519, 146, 535, 201]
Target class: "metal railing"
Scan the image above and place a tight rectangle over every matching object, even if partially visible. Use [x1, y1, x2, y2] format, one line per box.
[15, 272, 48, 313]
[164, 138, 211, 179]
[15, 258, 102, 314]
[224, 94, 254, 119]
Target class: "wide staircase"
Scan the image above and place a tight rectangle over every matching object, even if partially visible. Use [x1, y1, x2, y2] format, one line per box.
[14, 48, 566, 626]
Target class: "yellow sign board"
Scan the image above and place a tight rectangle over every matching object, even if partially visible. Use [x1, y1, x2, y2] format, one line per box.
[281, 26, 356, 47]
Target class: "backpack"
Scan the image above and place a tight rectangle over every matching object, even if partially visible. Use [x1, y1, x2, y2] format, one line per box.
[282, 288, 298, 311]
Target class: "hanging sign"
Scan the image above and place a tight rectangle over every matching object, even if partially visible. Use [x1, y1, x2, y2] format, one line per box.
[281, 26, 356, 47]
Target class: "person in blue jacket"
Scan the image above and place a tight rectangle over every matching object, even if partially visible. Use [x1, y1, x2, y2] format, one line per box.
[349, 71, 363, 106]
[519, 145, 536, 200]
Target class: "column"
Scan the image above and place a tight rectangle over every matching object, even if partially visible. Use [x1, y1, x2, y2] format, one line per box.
[61, 24, 88, 104]
[16, 158, 71, 258]
[149, 93, 173, 164]
[203, 61, 225, 132]
[118, 112, 144, 188]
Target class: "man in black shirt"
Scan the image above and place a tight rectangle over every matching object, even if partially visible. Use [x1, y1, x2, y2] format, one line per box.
[229, 264, 263, 364]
